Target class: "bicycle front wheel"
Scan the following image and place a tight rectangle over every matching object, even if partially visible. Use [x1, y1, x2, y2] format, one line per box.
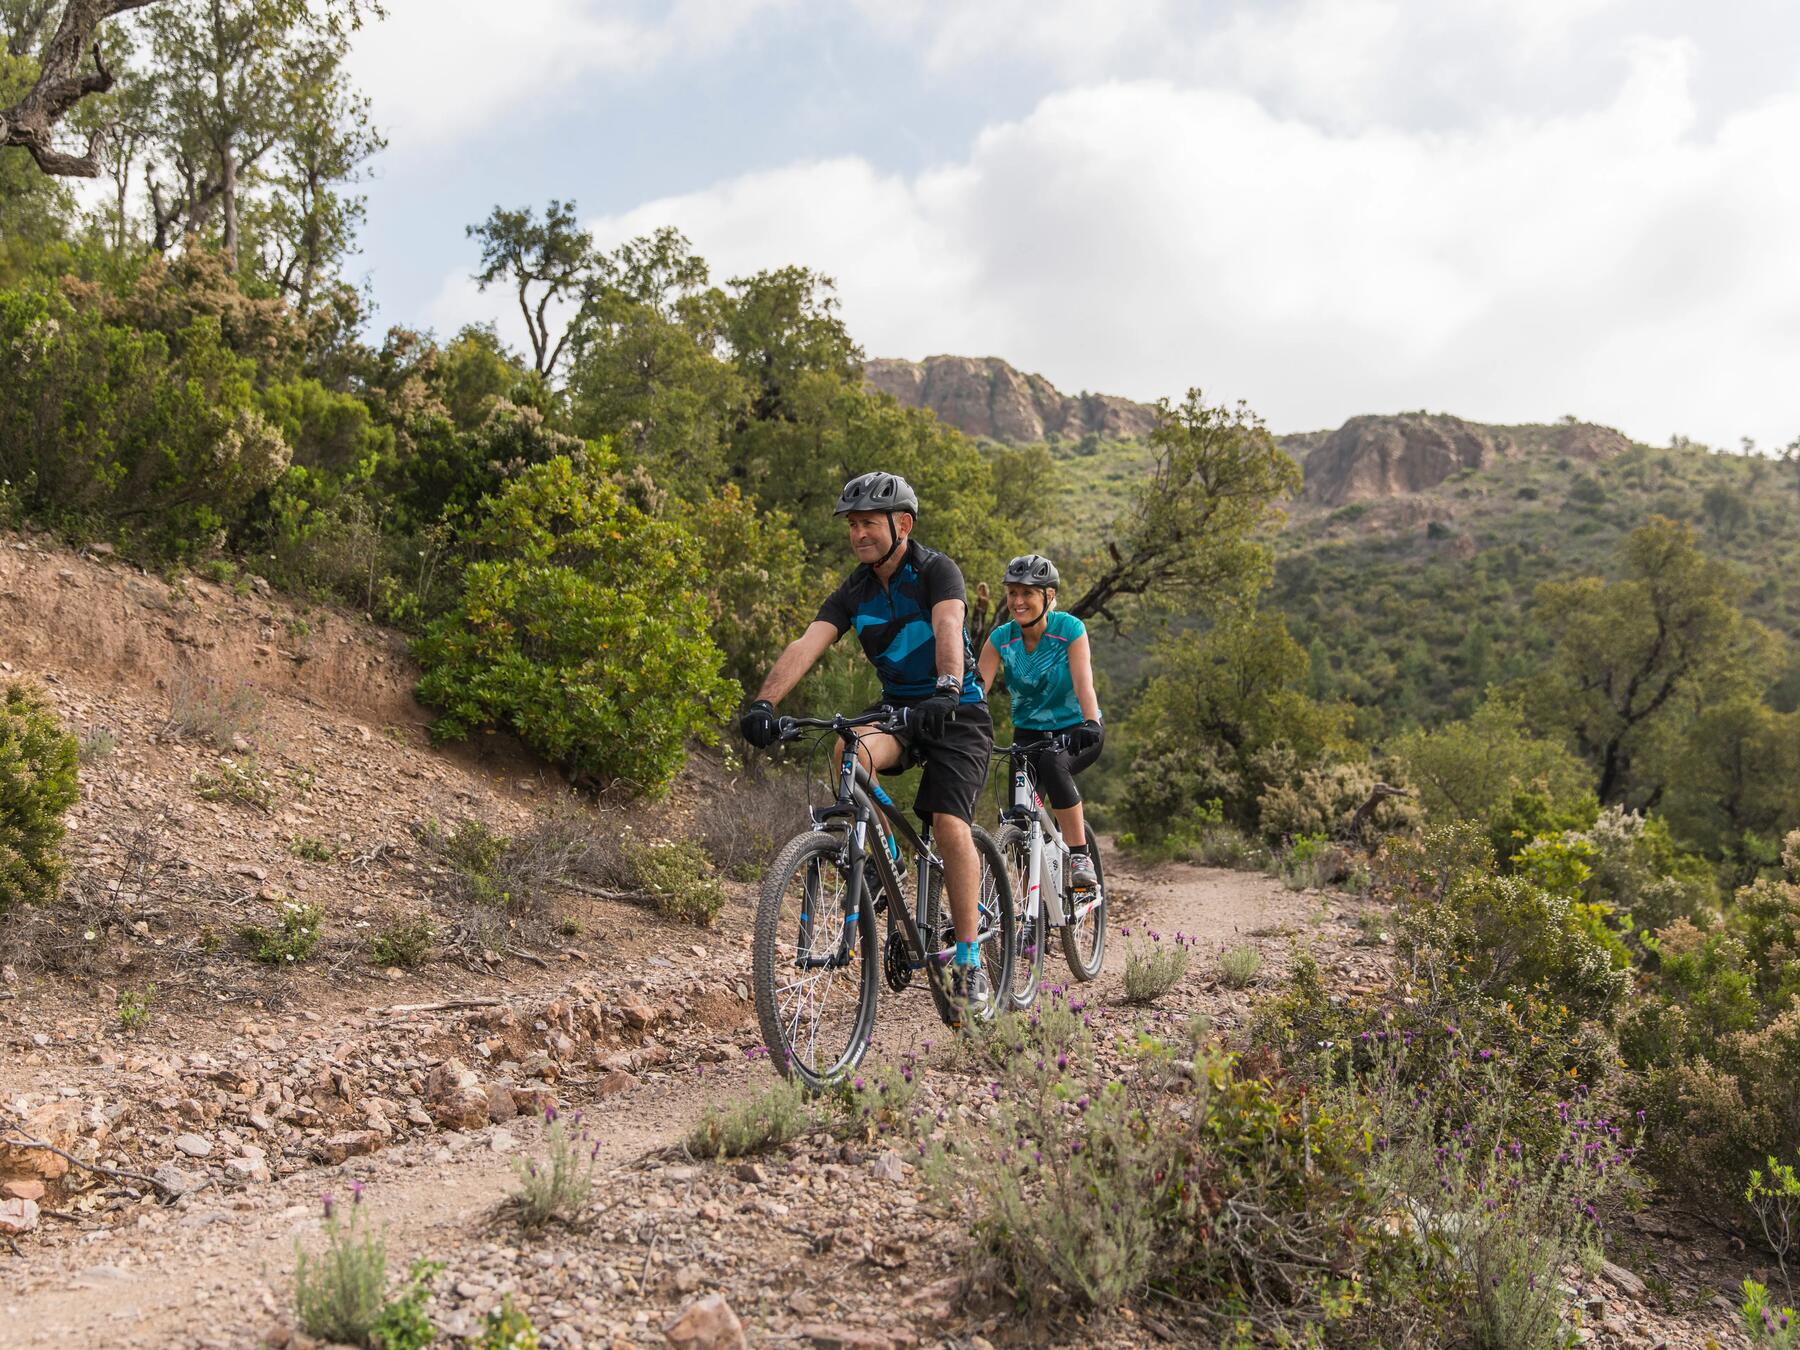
[1062, 835, 1106, 981]
[998, 824, 1043, 1011]
[753, 830, 879, 1092]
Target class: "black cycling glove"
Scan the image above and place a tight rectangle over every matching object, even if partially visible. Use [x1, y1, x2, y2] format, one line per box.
[911, 679, 962, 739]
[739, 699, 779, 748]
[1068, 718, 1104, 754]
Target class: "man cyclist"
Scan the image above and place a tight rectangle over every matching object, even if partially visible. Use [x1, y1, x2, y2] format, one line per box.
[738, 471, 995, 1017]
[975, 554, 1103, 891]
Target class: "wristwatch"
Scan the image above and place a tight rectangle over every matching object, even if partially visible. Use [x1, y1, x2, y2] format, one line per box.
[935, 674, 962, 698]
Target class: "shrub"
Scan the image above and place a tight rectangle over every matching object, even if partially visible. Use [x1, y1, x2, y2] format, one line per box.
[293, 1188, 386, 1347]
[369, 1260, 441, 1350]
[1120, 934, 1191, 1004]
[693, 768, 812, 881]
[290, 834, 335, 862]
[1277, 832, 1350, 890]
[475, 1299, 539, 1350]
[829, 1063, 921, 1142]
[78, 727, 118, 764]
[414, 455, 736, 794]
[1743, 1279, 1800, 1348]
[0, 288, 291, 559]
[0, 679, 80, 916]
[927, 1028, 1380, 1327]
[192, 755, 276, 812]
[687, 1079, 812, 1159]
[116, 985, 154, 1031]
[1391, 693, 1591, 825]
[510, 1108, 596, 1228]
[369, 916, 432, 969]
[1382, 825, 1630, 1026]
[623, 838, 725, 926]
[241, 901, 324, 965]
[1218, 945, 1262, 989]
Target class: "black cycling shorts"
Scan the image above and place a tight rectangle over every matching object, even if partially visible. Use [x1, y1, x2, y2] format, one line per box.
[865, 701, 994, 824]
[1017, 724, 1102, 811]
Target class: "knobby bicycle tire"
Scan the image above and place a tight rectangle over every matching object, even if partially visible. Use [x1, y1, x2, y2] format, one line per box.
[997, 823, 1043, 1011]
[1062, 834, 1106, 981]
[752, 830, 879, 1092]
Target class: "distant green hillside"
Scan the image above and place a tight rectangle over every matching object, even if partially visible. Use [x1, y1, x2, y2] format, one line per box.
[979, 424, 1800, 736]
[1274, 437, 1800, 733]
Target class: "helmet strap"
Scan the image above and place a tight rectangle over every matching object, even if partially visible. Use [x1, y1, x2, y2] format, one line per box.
[1021, 591, 1049, 631]
[873, 511, 905, 569]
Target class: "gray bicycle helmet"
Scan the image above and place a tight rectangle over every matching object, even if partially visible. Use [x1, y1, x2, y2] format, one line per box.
[1003, 554, 1060, 589]
[834, 471, 918, 518]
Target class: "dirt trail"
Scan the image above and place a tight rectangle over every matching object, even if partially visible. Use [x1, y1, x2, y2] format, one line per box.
[4, 849, 1321, 1348]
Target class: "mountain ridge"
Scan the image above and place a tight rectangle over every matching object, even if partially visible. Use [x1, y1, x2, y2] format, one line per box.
[867, 355, 1637, 507]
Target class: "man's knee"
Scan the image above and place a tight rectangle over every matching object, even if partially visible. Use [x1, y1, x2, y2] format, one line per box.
[934, 814, 974, 849]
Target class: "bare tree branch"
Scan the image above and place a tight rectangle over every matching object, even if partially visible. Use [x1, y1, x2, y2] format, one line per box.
[0, 0, 163, 176]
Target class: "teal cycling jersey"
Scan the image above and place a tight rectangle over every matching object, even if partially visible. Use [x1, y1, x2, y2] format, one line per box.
[988, 610, 1095, 730]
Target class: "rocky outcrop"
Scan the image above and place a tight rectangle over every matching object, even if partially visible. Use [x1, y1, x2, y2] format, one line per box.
[1299, 413, 1632, 506]
[865, 356, 1159, 445]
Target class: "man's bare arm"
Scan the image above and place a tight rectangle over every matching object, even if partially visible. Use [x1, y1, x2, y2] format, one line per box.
[756, 621, 840, 705]
[931, 599, 966, 683]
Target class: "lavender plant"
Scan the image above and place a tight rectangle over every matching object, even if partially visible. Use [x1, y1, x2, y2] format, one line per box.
[1120, 928, 1193, 1004]
[293, 1185, 387, 1345]
[509, 1106, 598, 1227]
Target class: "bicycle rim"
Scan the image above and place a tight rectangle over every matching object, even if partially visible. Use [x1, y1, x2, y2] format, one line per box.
[753, 831, 878, 1090]
[1062, 835, 1106, 981]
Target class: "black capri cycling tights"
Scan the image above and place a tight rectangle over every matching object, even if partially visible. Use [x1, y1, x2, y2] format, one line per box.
[1017, 725, 1103, 811]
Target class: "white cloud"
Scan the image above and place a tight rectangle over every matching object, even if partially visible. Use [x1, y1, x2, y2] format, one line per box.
[350, 0, 789, 150]
[431, 36, 1800, 447]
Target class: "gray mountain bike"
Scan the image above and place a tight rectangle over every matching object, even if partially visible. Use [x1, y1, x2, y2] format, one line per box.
[752, 707, 1015, 1093]
[993, 736, 1107, 1011]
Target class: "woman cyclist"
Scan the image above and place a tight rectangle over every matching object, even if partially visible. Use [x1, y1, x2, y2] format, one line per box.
[975, 554, 1103, 891]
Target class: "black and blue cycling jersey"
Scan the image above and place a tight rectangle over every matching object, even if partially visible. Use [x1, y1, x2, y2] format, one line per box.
[815, 540, 985, 705]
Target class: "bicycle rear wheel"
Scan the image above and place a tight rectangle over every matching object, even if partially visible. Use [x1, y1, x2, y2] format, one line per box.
[1062, 835, 1106, 981]
[921, 825, 1014, 1026]
[753, 830, 879, 1092]
[997, 824, 1043, 1011]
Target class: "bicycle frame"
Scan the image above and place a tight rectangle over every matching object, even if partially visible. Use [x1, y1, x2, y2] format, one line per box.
[998, 742, 1102, 931]
[800, 712, 963, 1023]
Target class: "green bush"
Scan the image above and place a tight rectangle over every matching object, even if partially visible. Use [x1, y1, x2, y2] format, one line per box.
[687, 1079, 812, 1158]
[623, 838, 726, 926]
[927, 1029, 1380, 1326]
[0, 288, 290, 558]
[369, 916, 432, 969]
[241, 901, 324, 965]
[1384, 826, 1630, 1026]
[414, 455, 736, 793]
[293, 1190, 386, 1347]
[0, 679, 80, 916]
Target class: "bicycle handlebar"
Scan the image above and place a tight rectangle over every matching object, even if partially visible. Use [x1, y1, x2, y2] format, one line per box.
[776, 705, 909, 741]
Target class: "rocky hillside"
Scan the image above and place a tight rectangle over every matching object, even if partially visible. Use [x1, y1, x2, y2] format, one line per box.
[869, 355, 1637, 515]
[865, 355, 1160, 445]
[1298, 413, 1637, 507]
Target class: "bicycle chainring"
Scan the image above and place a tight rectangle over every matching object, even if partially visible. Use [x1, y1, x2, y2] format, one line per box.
[883, 929, 914, 993]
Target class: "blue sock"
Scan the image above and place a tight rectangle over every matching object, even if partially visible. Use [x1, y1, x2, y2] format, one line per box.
[954, 940, 981, 967]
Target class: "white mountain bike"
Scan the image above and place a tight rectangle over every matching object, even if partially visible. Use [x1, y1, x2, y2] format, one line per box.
[993, 735, 1106, 1011]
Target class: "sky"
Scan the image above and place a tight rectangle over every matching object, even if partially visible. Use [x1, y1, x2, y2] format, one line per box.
[342, 0, 1800, 449]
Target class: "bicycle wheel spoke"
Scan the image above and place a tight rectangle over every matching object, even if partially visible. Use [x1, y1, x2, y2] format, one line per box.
[755, 838, 871, 1086]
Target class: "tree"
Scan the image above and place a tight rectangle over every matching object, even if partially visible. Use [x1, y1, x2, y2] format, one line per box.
[1660, 698, 1800, 876]
[138, 0, 376, 267]
[244, 26, 382, 311]
[564, 228, 747, 498]
[468, 199, 596, 379]
[0, 0, 159, 177]
[1391, 692, 1591, 823]
[1701, 482, 1751, 540]
[1067, 390, 1301, 628]
[1531, 517, 1766, 805]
